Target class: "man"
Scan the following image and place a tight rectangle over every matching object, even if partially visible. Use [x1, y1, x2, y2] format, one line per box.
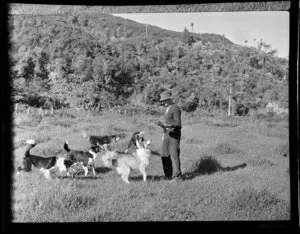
[156, 90, 183, 182]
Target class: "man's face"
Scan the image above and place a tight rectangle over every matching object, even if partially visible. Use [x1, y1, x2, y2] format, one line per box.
[161, 99, 171, 107]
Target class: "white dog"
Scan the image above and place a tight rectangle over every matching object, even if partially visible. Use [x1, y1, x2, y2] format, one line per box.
[101, 139, 152, 184]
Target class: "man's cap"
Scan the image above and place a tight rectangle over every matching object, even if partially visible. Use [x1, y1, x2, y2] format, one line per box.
[160, 90, 173, 101]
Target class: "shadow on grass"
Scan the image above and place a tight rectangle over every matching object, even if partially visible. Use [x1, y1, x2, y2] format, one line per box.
[95, 167, 112, 174]
[58, 175, 103, 180]
[151, 150, 162, 157]
[183, 155, 247, 181]
[128, 175, 166, 182]
[57, 167, 111, 180]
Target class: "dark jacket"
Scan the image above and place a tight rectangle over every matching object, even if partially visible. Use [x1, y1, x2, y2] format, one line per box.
[164, 104, 181, 139]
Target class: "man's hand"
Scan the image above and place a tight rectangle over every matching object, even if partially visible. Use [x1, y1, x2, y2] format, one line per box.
[155, 121, 165, 128]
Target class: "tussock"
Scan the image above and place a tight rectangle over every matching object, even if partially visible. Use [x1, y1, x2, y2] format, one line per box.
[189, 155, 221, 175]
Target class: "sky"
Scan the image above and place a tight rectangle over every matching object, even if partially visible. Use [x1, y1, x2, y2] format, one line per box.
[113, 11, 289, 59]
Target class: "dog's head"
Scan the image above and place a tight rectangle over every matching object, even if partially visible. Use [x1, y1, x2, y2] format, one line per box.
[63, 159, 75, 168]
[90, 145, 101, 153]
[136, 139, 151, 149]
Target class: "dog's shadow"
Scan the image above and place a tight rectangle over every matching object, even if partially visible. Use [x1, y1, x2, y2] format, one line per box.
[95, 167, 112, 174]
[128, 175, 166, 182]
[151, 150, 162, 157]
[58, 167, 112, 180]
[58, 175, 102, 180]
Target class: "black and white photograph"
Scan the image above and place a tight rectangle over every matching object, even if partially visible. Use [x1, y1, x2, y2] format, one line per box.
[3, 1, 298, 226]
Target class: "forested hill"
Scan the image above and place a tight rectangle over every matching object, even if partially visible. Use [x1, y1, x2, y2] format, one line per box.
[8, 7, 289, 115]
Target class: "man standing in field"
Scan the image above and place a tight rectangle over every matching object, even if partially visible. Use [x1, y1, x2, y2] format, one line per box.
[156, 90, 183, 182]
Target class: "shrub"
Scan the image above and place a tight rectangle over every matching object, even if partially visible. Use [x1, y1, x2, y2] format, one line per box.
[189, 154, 221, 175]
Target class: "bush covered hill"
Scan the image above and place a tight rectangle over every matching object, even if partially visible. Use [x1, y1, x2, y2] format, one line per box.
[8, 5, 289, 115]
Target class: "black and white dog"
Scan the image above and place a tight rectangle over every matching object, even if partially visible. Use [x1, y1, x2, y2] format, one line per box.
[63, 141, 100, 176]
[124, 131, 145, 153]
[82, 131, 125, 149]
[17, 139, 75, 179]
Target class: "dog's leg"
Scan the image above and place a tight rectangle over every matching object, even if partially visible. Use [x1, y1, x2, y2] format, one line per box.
[122, 174, 130, 184]
[140, 167, 147, 182]
[122, 167, 130, 184]
[117, 166, 130, 184]
[41, 169, 51, 179]
[92, 164, 96, 175]
[83, 166, 89, 176]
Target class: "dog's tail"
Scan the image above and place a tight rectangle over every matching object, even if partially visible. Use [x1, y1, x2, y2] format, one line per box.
[24, 139, 36, 157]
[63, 141, 71, 152]
[82, 131, 90, 140]
[101, 151, 117, 168]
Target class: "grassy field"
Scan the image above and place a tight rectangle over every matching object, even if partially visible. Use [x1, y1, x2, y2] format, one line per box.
[11, 107, 290, 222]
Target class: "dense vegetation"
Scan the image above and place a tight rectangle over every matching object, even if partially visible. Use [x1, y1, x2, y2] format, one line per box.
[8, 6, 289, 115]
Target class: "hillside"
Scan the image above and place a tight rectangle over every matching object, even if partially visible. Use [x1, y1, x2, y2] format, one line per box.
[8, 5, 289, 117]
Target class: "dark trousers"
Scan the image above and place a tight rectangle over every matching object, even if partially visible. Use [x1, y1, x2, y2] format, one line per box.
[161, 130, 181, 178]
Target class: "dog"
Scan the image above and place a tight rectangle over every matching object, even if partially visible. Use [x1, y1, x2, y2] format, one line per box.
[124, 131, 145, 153]
[101, 138, 152, 184]
[82, 131, 125, 149]
[17, 139, 75, 179]
[63, 141, 100, 176]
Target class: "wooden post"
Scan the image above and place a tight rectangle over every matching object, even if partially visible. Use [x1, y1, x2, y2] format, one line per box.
[228, 83, 232, 117]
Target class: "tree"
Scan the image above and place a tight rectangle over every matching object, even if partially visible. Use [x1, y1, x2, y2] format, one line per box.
[182, 27, 193, 46]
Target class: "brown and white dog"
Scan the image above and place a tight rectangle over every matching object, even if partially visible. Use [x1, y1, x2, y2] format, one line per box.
[17, 139, 75, 179]
[63, 141, 100, 176]
[82, 131, 125, 149]
[101, 138, 152, 184]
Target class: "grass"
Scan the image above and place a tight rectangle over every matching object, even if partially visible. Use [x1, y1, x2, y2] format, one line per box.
[11, 108, 290, 222]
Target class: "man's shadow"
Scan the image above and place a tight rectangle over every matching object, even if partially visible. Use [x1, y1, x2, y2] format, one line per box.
[149, 151, 247, 181]
[182, 156, 247, 181]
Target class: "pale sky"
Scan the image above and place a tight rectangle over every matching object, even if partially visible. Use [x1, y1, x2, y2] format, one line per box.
[113, 11, 289, 59]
